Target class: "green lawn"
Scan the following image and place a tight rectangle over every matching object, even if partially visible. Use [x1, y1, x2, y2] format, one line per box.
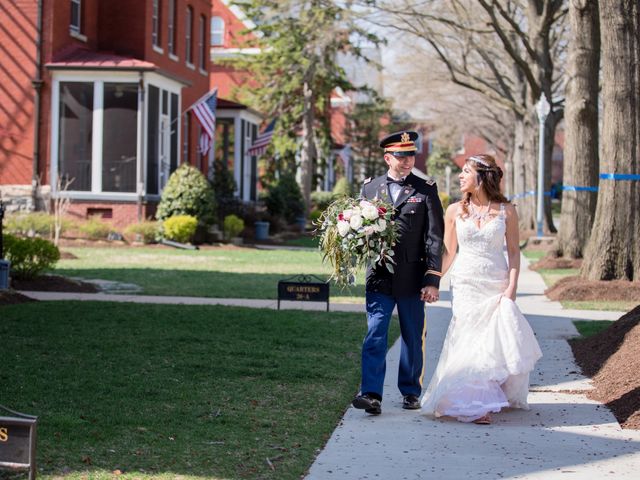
[536, 268, 580, 288]
[522, 250, 546, 262]
[283, 236, 320, 249]
[563, 300, 638, 312]
[0, 302, 399, 480]
[573, 320, 613, 338]
[53, 247, 366, 302]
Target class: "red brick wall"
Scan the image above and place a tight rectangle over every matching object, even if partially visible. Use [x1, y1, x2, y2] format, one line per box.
[210, 0, 258, 100]
[98, 0, 146, 58]
[212, 0, 255, 48]
[0, 0, 37, 185]
[3, 0, 213, 203]
[67, 201, 158, 228]
[141, 0, 212, 170]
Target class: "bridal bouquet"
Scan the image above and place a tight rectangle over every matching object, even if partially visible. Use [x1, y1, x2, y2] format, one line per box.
[316, 197, 398, 286]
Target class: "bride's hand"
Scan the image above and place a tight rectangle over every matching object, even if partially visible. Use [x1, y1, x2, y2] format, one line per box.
[503, 288, 516, 301]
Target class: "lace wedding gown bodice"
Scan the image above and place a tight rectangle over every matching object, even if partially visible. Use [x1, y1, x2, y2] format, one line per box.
[421, 204, 542, 422]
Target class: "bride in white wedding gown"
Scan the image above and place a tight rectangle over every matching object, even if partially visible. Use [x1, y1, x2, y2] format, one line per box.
[421, 154, 542, 424]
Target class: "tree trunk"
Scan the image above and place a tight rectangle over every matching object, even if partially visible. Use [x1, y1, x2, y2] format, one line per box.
[520, 109, 538, 231]
[557, 0, 600, 258]
[582, 0, 640, 280]
[300, 74, 316, 216]
[511, 116, 527, 227]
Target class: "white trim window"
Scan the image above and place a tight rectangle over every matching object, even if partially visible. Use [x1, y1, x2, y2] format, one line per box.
[198, 14, 207, 70]
[70, 0, 81, 34]
[167, 0, 177, 56]
[210, 16, 225, 46]
[185, 6, 194, 65]
[152, 0, 162, 48]
[51, 73, 182, 200]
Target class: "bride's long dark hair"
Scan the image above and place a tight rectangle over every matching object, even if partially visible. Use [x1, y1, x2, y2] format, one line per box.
[460, 154, 509, 218]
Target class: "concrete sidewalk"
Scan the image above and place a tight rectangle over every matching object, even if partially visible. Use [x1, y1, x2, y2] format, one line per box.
[305, 259, 640, 480]
[18, 290, 368, 312]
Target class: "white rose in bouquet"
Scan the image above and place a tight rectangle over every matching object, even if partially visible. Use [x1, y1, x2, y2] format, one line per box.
[337, 220, 350, 237]
[364, 225, 376, 236]
[377, 219, 387, 231]
[362, 204, 379, 221]
[350, 214, 363, 230]
[342, 209, 354, 220]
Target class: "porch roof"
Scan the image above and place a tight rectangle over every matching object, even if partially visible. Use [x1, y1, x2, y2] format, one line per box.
[217, 97, 264, 120]
[46, 45, 157, 71]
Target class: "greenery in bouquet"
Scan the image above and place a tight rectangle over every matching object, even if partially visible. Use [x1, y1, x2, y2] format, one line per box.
[316, 197, 398, 286]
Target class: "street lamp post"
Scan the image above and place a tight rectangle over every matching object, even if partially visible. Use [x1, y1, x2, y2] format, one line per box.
[535, 94, 551, 238]
[444, 165, 452, 197]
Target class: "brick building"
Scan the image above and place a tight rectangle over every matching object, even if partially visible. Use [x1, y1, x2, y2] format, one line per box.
[1, 0, 213, 226]
[209, 0, 263, 202]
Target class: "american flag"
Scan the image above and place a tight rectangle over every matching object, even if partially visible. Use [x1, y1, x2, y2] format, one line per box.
[191, 89, 217, 156]
[248, 119, 276, 157]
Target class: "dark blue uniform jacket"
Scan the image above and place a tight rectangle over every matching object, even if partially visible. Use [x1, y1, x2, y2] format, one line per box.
[361, 172, 445, 296]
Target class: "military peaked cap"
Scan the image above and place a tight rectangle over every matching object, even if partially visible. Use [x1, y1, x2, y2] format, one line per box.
[380, 131, 419, 157]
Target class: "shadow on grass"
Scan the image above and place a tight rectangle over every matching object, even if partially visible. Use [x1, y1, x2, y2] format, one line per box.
[53, 268, 367, 301]
[0, 302, 378, 480]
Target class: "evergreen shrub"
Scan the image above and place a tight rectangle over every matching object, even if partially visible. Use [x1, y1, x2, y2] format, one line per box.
[264, 174, 305, 224]
[78, 216, 111, 240]
[223, 214, 245, 240]
[438, 192, 450, 211]
[5, 212, 55, 237]
[4, 234, 60, 279]
[124, 221, 160, 244]
[332, 177, 353, 198]
[310, 191, 336, 211]
[156, 164, 216, 225]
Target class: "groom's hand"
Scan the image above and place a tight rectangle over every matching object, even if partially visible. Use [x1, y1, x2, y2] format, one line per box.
[421, 286, 439, 303]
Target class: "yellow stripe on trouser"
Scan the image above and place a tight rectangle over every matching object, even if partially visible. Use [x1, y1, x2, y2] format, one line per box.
[419, 303, 428, 387]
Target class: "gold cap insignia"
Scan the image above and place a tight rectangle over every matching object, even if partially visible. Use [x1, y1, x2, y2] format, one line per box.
[400, 132, 410, 143]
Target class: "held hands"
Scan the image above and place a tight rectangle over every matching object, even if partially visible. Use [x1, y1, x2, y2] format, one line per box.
[421, 286, 439, 303]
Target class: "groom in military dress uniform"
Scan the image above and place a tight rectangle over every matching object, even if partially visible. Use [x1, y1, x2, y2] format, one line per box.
[352, 131, 444, 415]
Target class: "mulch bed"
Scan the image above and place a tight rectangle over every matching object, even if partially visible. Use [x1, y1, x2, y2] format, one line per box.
[0, 290, 37, 306]
[530, 256, 582, 270]
[10, 275, 100, 293]
[570, 305, 640, 429]
[545, 276, 640, 302]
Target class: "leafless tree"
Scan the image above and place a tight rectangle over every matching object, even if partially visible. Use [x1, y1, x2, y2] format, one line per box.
[556, 0, 600, 258]
[581, 0, 640, 281]
[53, 177, 74, 247]
[362, 0, 568, 231]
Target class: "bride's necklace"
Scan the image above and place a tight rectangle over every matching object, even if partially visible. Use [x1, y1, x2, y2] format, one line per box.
[469, 201, 492, 221]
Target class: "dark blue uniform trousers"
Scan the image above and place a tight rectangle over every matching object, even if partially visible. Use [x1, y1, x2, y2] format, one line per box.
[361, 291, 426, 398]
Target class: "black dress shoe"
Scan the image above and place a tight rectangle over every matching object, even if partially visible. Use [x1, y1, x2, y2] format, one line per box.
[352, 394, 382, 415]
[402, 394, 420, 410]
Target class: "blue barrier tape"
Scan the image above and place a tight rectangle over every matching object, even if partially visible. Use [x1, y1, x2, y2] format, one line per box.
[562, 185, 599, 192]
[508, 190, 552, 200]
[599, 173, 640, 181]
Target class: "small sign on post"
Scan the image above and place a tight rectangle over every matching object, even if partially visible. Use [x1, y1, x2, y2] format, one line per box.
[277, 274, 330, 312]
[0, 405, 38, 480]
